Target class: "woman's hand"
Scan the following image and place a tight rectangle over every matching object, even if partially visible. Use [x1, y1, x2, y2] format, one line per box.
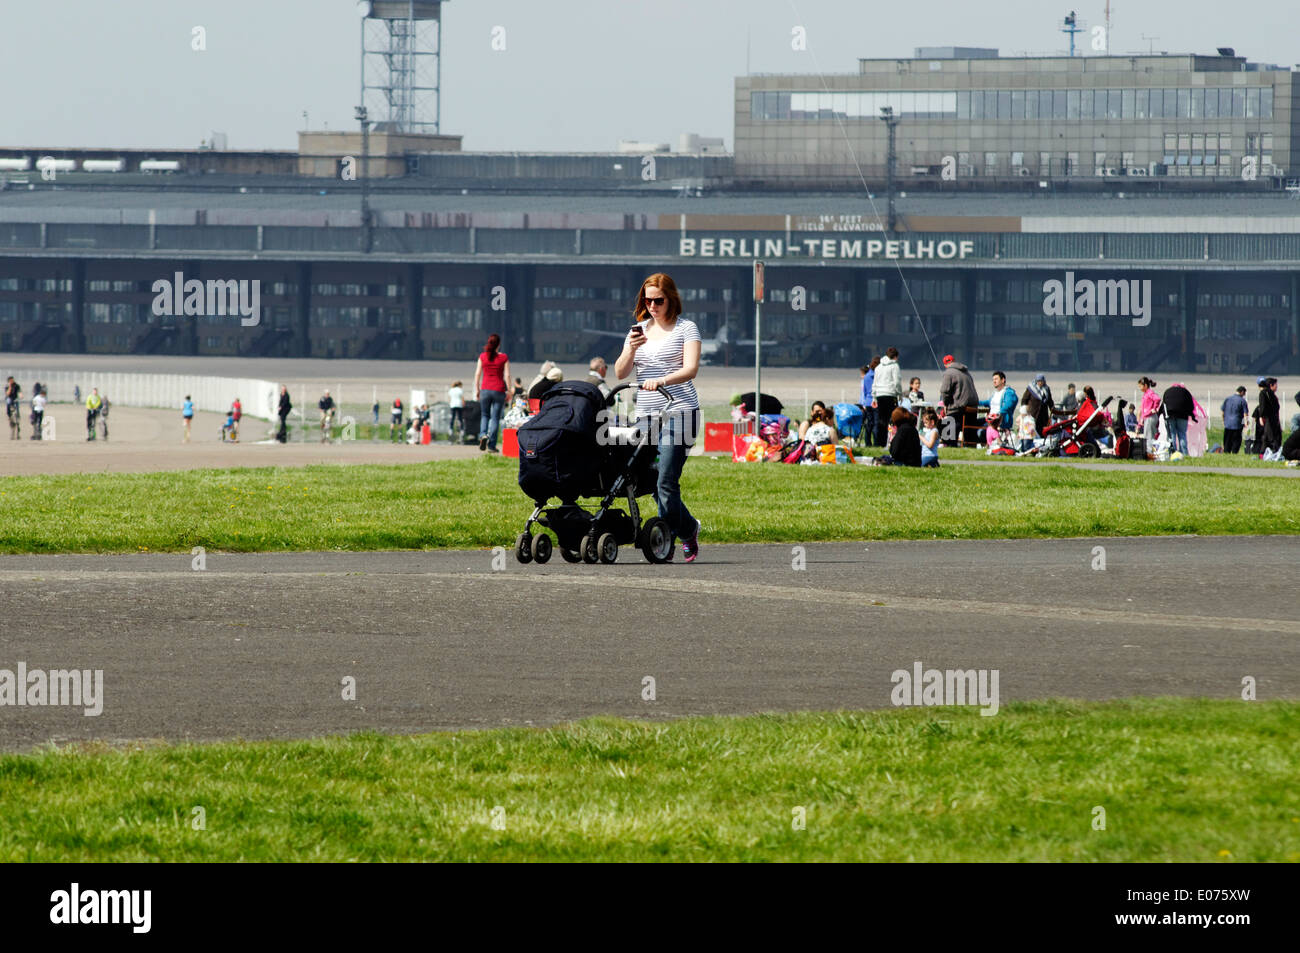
[643, 377, 667, 391]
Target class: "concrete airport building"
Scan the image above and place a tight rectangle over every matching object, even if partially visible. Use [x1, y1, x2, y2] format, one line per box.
[2, 42, 1298, 375]
[737, 47, 1296, 184]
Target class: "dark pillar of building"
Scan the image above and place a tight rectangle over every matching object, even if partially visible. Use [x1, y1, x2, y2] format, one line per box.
[730, 265, 746, 367]
[960, 270, 977, 369]
[406, 262, 423, 359]
[1181, 272, 1198, 374]
[183, 260, 199, 355]
[1290, 273, 1300, 375]
[516, 265, 536, 363]
[295, 262, 311, 358]
[70, 258, 86, 353]
[851, 268, 868, 362]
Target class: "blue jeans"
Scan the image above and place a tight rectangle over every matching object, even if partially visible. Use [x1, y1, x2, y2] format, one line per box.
[479, 389, 505, 450]
[1168, 416, 1189, 454]
[653, 410, 699, 542]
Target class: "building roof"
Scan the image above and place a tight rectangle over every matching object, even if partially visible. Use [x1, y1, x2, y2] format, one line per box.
[3, 186, 1300, 225]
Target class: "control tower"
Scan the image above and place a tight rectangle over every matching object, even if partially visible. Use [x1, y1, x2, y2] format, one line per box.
[358, 1, 445, 134]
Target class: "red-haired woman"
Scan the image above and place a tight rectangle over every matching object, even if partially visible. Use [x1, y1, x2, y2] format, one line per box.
[614, 273, 703, 561]
[473, 333, 511, 453]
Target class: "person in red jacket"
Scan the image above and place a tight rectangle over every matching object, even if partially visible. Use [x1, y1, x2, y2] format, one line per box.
[473, 333, 512, 454]
[1074, 386, 1098, 427]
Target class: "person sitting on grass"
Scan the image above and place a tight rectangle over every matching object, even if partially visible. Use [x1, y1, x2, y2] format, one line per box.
[798, 402, 838, 445]
[919, 410, 940, 468]
[1282, 426, 1300, 466]
[873, 408, 922, 467]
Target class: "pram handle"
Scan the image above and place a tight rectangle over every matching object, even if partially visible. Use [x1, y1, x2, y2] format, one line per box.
[608, 381, 677, 414]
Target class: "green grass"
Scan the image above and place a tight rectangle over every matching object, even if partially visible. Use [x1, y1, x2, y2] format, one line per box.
[1, 456, 1297, 553]
[923, 445, 1282, 468]
[1, 700, 1295, 861]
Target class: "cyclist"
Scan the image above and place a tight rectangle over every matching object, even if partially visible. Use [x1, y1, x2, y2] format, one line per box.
[390, 396, 404, 442]
[85, 387, 103, 442]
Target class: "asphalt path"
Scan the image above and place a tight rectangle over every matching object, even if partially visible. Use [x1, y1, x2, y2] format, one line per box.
[0, 537, 1295, 751]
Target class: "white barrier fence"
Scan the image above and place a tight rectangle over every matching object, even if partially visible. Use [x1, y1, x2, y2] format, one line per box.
[8, 370, 280, 420]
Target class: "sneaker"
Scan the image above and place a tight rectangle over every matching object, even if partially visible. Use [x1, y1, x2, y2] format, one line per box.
[479, 435, 487, 451]
[1287, 460, 1299, 468]
[682, 518, 701, 563]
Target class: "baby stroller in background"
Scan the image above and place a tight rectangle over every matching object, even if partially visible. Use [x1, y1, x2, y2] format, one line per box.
[515, 381, 675, 565]
[1032, 396, 1114, 457]
[1103, 399, 1132, 459]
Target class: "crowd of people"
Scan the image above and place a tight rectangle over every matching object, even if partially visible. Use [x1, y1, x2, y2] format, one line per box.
[4, 377, 112, 441]
[850, 357, 1300, 465]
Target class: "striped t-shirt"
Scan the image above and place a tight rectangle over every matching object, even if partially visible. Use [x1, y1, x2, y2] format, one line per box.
[631, 318, 701, 416]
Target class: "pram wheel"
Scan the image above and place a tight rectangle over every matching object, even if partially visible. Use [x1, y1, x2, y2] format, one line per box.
[515, 532, 533, 564]
[1078, 441, 1100, 459]
[531, 533, 553, 564]
[597, 532, 618, 564]
[560, 547, 582, 563]
[581, 533, 600, 564]
[639, 517, 674, 564]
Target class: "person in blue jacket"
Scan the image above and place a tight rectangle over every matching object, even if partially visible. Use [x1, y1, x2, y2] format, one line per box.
[1221, 386, 1249, 454]
[986, 371, 1019, 435]
[858, 359, 878, 446]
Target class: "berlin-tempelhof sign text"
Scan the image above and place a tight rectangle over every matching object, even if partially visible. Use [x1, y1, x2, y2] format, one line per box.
[679, 238, 976, 260]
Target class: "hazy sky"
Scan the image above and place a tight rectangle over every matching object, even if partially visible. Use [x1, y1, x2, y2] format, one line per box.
[4, 1, 1297, 152]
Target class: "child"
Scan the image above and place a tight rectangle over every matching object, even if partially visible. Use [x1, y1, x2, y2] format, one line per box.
[222, 410, 236, 442]
[920, 410, 941, 467]
[1017, 405, 1039, 453]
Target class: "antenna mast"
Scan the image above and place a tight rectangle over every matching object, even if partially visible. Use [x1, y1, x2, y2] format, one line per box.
[1061, 10, 1083, 57]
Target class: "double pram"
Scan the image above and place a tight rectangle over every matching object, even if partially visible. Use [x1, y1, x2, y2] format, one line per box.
[514, 381, 675, 565]
[1025, 396, 1114, 457]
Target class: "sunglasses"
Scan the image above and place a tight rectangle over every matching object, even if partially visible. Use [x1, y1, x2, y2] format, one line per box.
[644, 296, 666, 305]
